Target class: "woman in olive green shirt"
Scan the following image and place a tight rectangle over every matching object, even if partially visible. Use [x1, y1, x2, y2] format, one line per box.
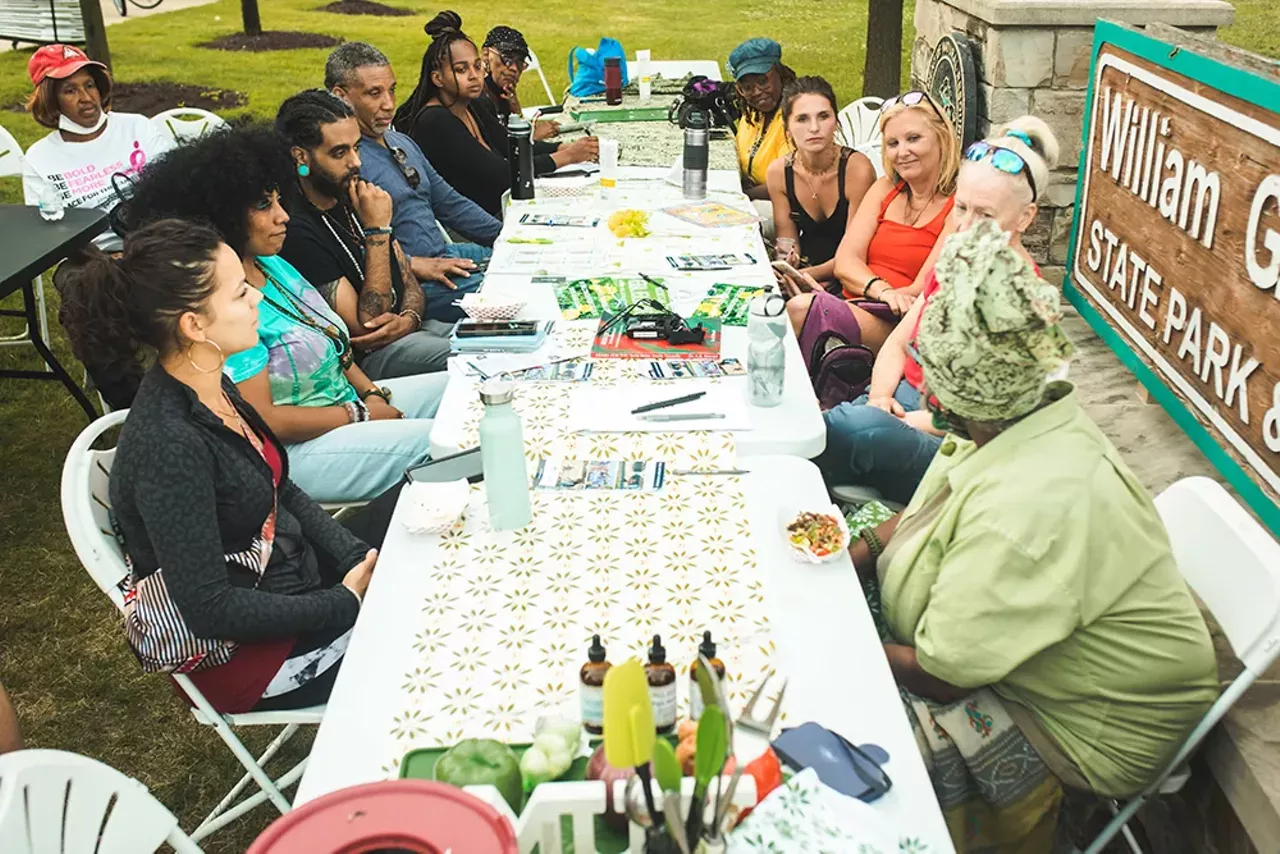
[850, 221, 1218, 853]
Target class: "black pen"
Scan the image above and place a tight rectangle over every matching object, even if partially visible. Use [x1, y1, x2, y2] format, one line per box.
[631, 391, 707, 415]
[638, 272, 669, 291]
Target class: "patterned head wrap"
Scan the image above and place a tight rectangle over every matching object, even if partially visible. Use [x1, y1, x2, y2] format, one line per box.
[483, 26, 530, 60]
[916, 220, 1074, 423]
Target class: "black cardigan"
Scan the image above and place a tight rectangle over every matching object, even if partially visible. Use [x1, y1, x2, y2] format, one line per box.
[109, 366, 365, 643]
[408, 98, 560, 217]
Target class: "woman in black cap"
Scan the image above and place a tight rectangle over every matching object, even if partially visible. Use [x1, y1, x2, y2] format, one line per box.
[394, 11, 597, 216]
[480, 24, 558, 141]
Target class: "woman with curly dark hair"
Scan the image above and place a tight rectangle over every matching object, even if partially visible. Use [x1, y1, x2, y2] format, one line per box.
[60, 219, 379, 713]
[727, 39, 796, 207]
[110, 124, 447, 504]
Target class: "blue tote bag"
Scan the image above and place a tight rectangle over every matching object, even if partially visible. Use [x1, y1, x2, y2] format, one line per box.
[567, 38, 629, 97]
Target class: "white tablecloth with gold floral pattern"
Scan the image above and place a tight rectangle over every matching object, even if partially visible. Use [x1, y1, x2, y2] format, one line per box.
[297, 458, 954, 853]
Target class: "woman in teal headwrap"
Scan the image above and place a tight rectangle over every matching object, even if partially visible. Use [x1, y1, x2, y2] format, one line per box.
[849, 221, 1218, 852]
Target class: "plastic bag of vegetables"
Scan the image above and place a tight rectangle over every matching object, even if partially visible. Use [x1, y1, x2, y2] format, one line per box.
[520, 716, 583, 792]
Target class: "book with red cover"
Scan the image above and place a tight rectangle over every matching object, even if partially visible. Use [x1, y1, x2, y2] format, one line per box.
[591, 317, 723, 360]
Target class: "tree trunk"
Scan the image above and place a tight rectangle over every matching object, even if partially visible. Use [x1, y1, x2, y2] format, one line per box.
[241, 0, 262, 36]
[863, 0, 905, 98]
[77, 0, 111, 70]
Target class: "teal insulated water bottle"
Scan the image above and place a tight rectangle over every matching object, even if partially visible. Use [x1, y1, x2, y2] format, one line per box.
[478, 377, 532, 531]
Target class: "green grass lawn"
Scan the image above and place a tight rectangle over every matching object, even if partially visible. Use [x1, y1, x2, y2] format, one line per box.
[0, 1, 1275, 851]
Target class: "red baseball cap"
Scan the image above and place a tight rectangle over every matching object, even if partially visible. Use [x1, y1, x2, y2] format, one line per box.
[28, 44, 108, 87]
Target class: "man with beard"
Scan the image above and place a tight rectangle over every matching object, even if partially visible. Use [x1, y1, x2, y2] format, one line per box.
[323, 43, 501, 323]
[275, 90, 452, 379]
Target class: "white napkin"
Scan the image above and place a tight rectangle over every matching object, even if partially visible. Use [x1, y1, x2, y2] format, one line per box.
[400, 479, 470, 535]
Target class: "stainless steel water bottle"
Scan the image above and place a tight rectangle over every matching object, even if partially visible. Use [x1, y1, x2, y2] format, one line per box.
[507, 114, 535, 201]
[682, 107, 709, 200]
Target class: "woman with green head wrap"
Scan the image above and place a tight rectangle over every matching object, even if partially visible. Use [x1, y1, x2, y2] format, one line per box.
[848, 221, 1218, 852]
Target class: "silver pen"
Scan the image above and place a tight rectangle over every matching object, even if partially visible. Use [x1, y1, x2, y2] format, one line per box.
[637, 412, 726, 423]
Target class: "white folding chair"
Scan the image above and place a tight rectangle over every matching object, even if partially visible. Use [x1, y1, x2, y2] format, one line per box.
[524, 48, 557, 109]
[0, 748, 203, 854]
[1081, 476, 1280, 854]
[0, 124, 51, 355]
[151, 108, 228, 144]
[59, 411, 322, 843]
[838, 96, 886, 178]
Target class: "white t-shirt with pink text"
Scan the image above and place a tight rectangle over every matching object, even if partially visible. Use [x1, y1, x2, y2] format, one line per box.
[22, 111, 174, 251]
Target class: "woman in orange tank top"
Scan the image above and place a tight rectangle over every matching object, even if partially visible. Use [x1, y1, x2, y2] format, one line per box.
[781, 92, 960, 355]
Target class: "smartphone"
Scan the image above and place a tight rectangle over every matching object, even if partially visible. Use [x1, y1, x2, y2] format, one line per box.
[770, 259, 805, 280]
[455, 320, 541, 338]
[405, 447, 484, 484]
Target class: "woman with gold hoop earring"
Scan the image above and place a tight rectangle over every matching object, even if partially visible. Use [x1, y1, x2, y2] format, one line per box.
[59, 219, 385, 714]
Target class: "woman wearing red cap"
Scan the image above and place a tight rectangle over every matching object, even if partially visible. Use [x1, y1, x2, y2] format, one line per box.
[22, 45, 173, 252]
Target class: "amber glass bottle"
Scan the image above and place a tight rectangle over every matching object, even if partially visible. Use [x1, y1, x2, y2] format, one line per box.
[688, 631, 726, 720]
[646, 634, 678, 734]
[580, 634, 611, 735]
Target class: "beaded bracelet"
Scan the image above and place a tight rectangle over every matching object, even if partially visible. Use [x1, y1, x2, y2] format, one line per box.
[859, 526, 883, 560]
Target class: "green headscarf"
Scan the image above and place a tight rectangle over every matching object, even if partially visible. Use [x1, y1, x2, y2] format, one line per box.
[915, 220, 1074, 423]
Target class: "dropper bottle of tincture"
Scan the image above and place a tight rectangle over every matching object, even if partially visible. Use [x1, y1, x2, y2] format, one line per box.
[580, 635, 611, 735]
[688, 631, 727, 721]
[646, 634, 677, 734]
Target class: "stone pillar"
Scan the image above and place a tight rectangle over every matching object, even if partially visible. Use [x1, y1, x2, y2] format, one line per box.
[910, 0, 1235, 283]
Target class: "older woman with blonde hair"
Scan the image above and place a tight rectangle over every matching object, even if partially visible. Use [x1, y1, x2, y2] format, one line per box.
[782, 91, 960, 355]
[849, 220, 1218, 852]
[818, 116, 1057, 503]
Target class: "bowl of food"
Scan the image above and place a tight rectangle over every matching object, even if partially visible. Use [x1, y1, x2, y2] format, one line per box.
[783, 506, 850, 563]
[458, 293, 526, 321]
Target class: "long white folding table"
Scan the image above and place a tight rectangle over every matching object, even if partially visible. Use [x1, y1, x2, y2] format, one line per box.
[295, 456, 954, 852]
[428, 167, 827, 461]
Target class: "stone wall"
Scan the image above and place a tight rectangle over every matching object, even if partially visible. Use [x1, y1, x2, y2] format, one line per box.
[909, 0, 1235, 284]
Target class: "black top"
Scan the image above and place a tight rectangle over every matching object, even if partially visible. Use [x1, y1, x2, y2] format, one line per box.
[279, 196, 405, 310]
[482, 76, 514, 125]
[785, 148, 855, 268]
[407, 99, 560, 217]
[110, 366, 365, 642]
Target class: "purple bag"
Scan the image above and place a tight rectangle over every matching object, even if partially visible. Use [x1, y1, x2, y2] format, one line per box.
[797, 293, 874, 411]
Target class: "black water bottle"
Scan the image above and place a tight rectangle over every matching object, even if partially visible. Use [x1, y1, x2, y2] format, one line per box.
[682, 107, 709, 200]
[507, 114, 535, 201]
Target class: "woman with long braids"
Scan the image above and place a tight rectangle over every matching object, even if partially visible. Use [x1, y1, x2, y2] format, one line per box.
[393, 11, 597, 216]
[765, 76, 876, 288]
[783, 91, 960, 356]
[113, 124, 446, 505]
[59, 220, 383, 713]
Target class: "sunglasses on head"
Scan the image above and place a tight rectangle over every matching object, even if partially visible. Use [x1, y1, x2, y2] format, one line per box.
[965, 138, 1037, 199]
[390, 146, 421, 190]
[880, 90, 941, 116]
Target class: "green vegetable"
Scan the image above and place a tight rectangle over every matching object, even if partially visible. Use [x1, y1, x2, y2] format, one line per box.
[694, 708, 728, 793]
[435, 738, 524, 813]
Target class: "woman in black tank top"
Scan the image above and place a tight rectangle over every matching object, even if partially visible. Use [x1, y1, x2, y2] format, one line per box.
[785, 148, 856, 267]
[765, 76, 876, 290]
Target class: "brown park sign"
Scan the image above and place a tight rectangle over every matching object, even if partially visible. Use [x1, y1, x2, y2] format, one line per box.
[1066, 22, 1280, 533]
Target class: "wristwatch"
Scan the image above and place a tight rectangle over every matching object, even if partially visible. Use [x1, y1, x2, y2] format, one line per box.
[360, 386, 392, 403]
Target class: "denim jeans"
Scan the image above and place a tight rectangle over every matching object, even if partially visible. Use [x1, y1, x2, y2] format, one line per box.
[286, 372, 449, 504]
[424, 242, 491, 322]
[817, 379, 942, 506]
[357, 319, 454, 380]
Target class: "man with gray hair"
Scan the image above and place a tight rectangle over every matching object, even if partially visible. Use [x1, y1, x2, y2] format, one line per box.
[325, 41, 500, 322]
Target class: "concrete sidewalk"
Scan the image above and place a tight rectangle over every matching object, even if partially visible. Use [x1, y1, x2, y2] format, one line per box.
[1, 0, 215, 54]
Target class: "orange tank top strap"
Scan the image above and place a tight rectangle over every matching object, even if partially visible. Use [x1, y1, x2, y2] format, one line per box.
[877, 181, 906, 221]
[924, 195, 956, 234]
